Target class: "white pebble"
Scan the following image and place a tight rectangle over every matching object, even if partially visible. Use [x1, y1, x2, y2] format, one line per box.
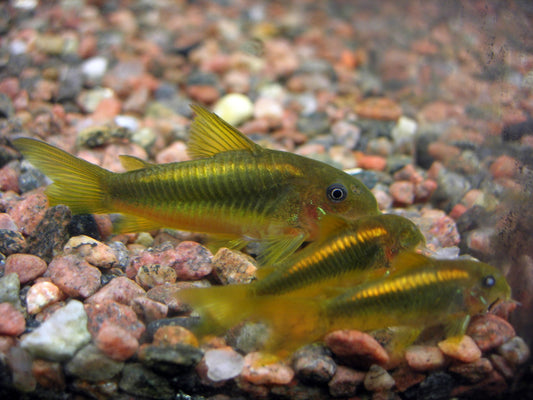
[213, 93, 254, 126]
[82, 57, 109, 81]
[26, 281, 62, 315]
[115, 115, 139, 132]
[204, 348, 245, 382]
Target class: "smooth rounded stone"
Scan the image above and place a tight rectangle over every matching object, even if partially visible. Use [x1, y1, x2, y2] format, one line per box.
[4, 254, 47, 284]
[414, 208, 460, 248]
[227, 322, 269, 354]
[65, 343, 124, 382]
[448, 357, 493, 383]
[94, 320, 139, 361]
[431, 169, 471, 211]
[47, 254, 101, 298]
[438, 335, 481, 363]
[77, 87, 115, 113]
[81, 56, 108, 83]
[324, 330, 390, 368]
[131, 127, 157, 151]
[145, 316, 201, 341]
[26, 281, 63, 315]
[466, 314, 516, 352]
[241, 352, 295, 385]
[32, 359, 65, 390]
[364, 364, 395, 392]
[331, 120, 361, 150]
[357, 154, 388, 171]
[0, 164, 19, 192]
[130, 296, 168, 323]
[153, 325, 198, 347]
[63, 235, 118, 268]
[138, 343, 203, 373]
[416, 371, 455, 400]
[213, 93, 254, 126]
[405, 345, 446, 372]
[20, 300, 91, 361]
[297, 111, 330, 136]
[0, 229, 26, 255]
[204, 347, 245, 382]
[85, 300, 145, 340]
[136, 264, 177, 289]
[119, 363, 174, 400]
[330, 145, 358, 169]
[0, 302, 25, 336]
[292, 345, 336, 384]
[489, 155, 520, 179]
[7, 189, 48, 236]
[391, 116, 417, 152]
[86, 276, 145, 306]
[56, 67, 84, 102]
[26, 205, 72, 263]
[366, 137, 393, 157]
[6, 346, 36, 392]
[328, 365, 366, 398]
[212, 248, 257, 285]
[497, 336, 530, 366]
[253, 96, 284, 125]
[466, 228, 496, 256]
[389, 181, 415, 205]
[0, 273, 21, 310]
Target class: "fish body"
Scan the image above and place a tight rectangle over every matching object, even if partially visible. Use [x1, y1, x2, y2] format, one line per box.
[252, 213, 425, 296]
[13, 105, 379, 264]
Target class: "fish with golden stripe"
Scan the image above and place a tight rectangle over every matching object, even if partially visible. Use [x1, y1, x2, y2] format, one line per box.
[13, 105, 379, 264]
[178, 252, 511, 355]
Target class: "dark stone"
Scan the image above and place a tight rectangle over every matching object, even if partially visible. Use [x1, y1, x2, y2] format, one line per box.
[0, 229, 26, 255]
[145, 317, 201, 341]
[55, 67, 83, 102]
[413, 372, 455, 400]
[18, 168, 47, 193]
[186, 71, 219, 86]
[119, 363, 174, 399]
[0, 93, 14, 118]
[67, 214, 101, 241]
[415, 133, 439, 169]
[297, 112, 330, 137]
[502, 118, 533, 142]
[26, 205, 72, 262]
[348, 169, 379, 189]
[138, 344, 203, 374]
[431, 170, 471, 212]
[292, 344, 336, 384]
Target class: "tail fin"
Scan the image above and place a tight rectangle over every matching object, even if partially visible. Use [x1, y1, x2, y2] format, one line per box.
[13, 138, 112, 214]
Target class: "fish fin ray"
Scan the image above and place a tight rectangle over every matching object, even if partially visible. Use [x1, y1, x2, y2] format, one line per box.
[256, 233, 307, 266]
[119, 155, 154, 171]
[188, 104, 262, 159]
[114, 214, 163, 233]
[13, 138, 111, 214]
[391, 251, 430, 270]
[317, 214, 351, 239]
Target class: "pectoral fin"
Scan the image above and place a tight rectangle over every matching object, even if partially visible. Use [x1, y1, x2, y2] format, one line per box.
[255, 233, 307, 266]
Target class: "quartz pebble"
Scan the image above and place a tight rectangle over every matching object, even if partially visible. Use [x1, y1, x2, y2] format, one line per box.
[20, 300, 91, 361]
[4, 253, 47, 284]
[241, 352, 295, 385]
[204, 347, 245, 382]
[213, 93, 254, 126]
[438, 335, 481, 363]
[324, 330, 390, 367]
[26, 281, 63, 315]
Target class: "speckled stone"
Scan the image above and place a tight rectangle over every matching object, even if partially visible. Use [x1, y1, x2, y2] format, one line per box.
[466, 314, 516, 352]
[292, 345, 336, 384]
[364, 364, 395, 392]
[405, 345, 447, 372]
[65, 343, 124, 381]
[0, 273, 22, 311]
[241, 352, 295, 385]
[152, 325, 199, 347]
[94, 320, 139, 361]
[438, 335, 481, 363]
[212, 247, 257, 285]
[47, 254, 101, 298]
[119, 363, 174, 399]
[63, 235, 118, 268]
[0, 302, 25, 336]
[448, 357, 493, 383]
[4, 254, 47, 284]
[324, 330, 390, 368]
[328, 365, 366, 397]
[85, 300, 145, 341]
[146, 281, 210, 314]
[136, 263, 177, 289]
[0, 213, 18, 231]
[86, 276, 145, 306]
[0, 229, 26, 255]
[26, 281, 63, 315]
[138, 343, 203, 373]
[130, 296, 168, 323]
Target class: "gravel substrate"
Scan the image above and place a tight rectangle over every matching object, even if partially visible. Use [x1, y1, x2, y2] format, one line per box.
[1, 0, 532, 399]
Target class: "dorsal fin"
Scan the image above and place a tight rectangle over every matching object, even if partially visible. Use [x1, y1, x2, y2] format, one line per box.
[317, 214, 351, 239]
[391, 251, 430, 270]
[187, 104, 262, 159]
[119, 155, 154, 171]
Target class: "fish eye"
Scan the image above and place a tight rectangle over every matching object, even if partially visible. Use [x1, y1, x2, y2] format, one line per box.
[327, 184, 348, 202]
[482, 275, 496, 288]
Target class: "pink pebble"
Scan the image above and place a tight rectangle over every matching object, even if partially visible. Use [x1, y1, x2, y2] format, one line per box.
[5, 254, 47, 284]
[94, 320, 139, 361]
[389, 181, 415, 205]
[0, 213, 18, 230]
[0, 165, 20, 193]
[405, 345, 447, 371]
[0, 303, 26, 336]
[86, 276, 145, 306]
[357, 154, 387, 171]
[324, 329, 390, 367]
[490, 155, 519, 179]
[7, 189, 48, 236]
[438, 335, 481, 363]
[241, 352, 294, 385]
[47, 255, 101, 299]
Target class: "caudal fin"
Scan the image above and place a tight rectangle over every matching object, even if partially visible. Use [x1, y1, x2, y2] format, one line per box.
[13, 138, 112, 214]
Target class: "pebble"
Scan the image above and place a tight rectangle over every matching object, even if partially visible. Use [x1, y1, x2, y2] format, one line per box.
[0, 273, 22, 310]
[153, 325, 198, 347]
[32, 359, 65, 390]
[357, 154, 388, 171]
[213, 93, 254, 126]
[6, 346, 36, 392]
[0, 302, 25, 336]
[4, 254, 47, 284]
[119, 363, 173, 399]
[324, 330, 390, 368]
[389, 181, 415, 205]
[241, 352, 295, 385]
[94, 320, 139, 361]
[331, 120, 361, 150]
[145, 282, 200, 314]
[391, 116, 417, 152]
[417, 208, 460, 248]
[0, 213, 18, 230]
[489, 155, 519, 179]
[364, 364, 396, 392]
[297, 111, 330, 136]
[136, 264, 177, 289]
[438, 335, 481, 363]
[86, 276, 145, 306]
[497, 336, 530, 366]
[47, 254, 101, 299]
[0, 164, 19, 192]
[253, 97, 284, 126]
[466, 314, 516, 352]
[416, 371, 455, 400]
[354, 98, 402, 121]
[20, 300, 91, 361]
[85, 300, 145, 341]
[204, 347, 245, 382]
[292, 345, 337, 384]
[212, 247, 257, 285]
[65, 343, 124, 381]
[137, 343, 203, 373]
[391, 364, 426, 392]
[0, 229, 26, 255]
[130, 296, 168, 324]
[328, 365, 366, 398]
[26, 281, 63, 315]
[448, 357, 493, 383]
[405, 345, 447, 372]
[81, 56, 108, 84]
[63, 235, 118, 268]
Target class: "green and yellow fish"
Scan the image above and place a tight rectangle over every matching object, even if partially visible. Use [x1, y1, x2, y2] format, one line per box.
[13, 105, 379, 264]
[179, 252, 510, 355]
[252, 213, 425, 296]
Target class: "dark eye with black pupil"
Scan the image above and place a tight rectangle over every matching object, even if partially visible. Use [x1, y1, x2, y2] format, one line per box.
[327, 184, 347, 202]
[483, 275, 495, 288]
